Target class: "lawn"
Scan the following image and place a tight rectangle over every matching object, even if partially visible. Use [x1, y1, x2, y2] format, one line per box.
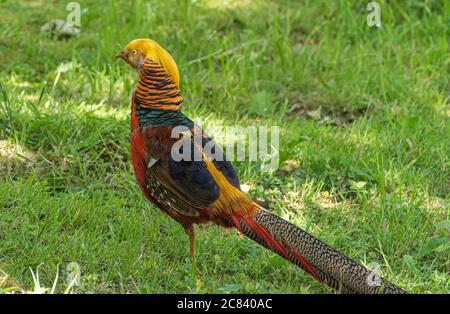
[0, 0, 448, 293]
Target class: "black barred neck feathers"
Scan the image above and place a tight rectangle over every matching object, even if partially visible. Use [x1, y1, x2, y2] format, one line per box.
[135, 58, 184, 111]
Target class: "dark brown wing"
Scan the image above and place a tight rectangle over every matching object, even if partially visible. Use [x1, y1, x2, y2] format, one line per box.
[142, 126, 221, 217]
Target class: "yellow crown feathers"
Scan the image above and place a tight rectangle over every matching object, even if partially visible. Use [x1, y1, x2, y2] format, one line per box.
[125, 38, 180, 87]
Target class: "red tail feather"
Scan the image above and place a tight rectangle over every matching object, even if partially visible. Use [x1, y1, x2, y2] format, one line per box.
[231, 215, 321, 282]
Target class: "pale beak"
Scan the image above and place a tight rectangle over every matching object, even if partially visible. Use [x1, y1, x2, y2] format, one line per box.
[115, 50, 127, 61]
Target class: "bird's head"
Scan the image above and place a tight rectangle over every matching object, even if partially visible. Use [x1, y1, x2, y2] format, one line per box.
[116, 38, 180, 87]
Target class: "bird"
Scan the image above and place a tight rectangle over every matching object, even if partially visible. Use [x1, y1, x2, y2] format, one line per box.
[116, 38, 406, 294]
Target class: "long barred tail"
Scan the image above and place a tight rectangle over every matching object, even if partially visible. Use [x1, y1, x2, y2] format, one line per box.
[231, 207, 406, 294]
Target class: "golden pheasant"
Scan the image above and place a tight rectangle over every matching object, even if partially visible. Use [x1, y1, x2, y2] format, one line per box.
[116, 38, 406, 294]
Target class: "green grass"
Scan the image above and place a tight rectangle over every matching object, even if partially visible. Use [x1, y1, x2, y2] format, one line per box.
[0, 0, 449, 293]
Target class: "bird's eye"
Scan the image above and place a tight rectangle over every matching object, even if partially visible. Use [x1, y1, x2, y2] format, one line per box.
[132, 50, 137, 55]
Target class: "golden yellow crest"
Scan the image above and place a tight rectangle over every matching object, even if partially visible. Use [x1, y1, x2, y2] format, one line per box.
[125, 38, 180, 87]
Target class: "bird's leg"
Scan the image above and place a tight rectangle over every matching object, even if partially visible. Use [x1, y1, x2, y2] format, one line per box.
[183, 224, 195, 259]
